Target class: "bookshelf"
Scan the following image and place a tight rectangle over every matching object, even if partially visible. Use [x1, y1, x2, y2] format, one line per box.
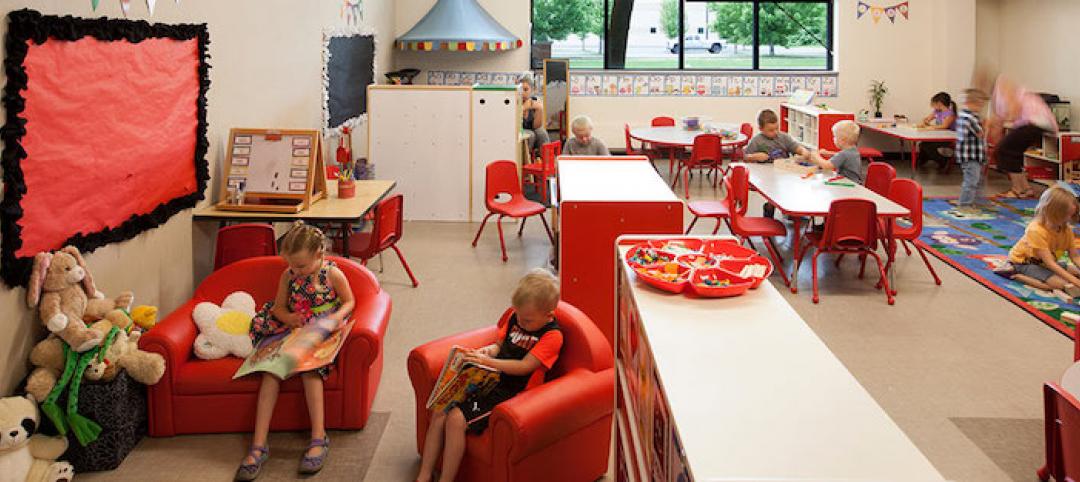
[779, 103, 854, 151]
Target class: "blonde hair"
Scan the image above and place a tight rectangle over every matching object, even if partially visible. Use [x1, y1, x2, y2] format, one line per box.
[280, 221, 327, 255]
[1035, 186, 1077, 228]
[511, 268, 560, 312]
[571, 115, 594, 132]
[757, 109, 779, 128]
[832, 120, 860, 145]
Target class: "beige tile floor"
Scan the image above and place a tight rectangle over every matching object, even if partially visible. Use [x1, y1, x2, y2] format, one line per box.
[103, 160, 1077, 481]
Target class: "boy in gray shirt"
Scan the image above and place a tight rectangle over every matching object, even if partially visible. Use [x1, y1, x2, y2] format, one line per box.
[564, 115, 611, 156]
[747, 109, 812, 218]
[811, 120, 864, 184]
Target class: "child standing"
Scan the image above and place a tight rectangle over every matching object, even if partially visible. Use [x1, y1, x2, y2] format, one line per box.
[745, 109, 812, 218]
[812, 120, 864, 184]
[235, 222, 355, 481]
[565, 115, 611, 156]
[416, 269, 563, 482]
[997, 186, 1080, 298]
[955, 89, 989, 212]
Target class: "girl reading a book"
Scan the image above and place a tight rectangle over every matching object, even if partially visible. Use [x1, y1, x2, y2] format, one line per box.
[416, 269, 564, 482]
[235, 222, 355, 481]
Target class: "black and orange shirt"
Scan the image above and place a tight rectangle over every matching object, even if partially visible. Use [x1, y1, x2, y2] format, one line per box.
[494, 313, 563, 394]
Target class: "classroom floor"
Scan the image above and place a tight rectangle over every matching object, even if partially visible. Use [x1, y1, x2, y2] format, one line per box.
[99, 161, 1075, 482]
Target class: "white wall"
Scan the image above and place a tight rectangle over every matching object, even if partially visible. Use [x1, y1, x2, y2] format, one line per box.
[394, 0, 977, 147]
[0, 0, 396, 396]
[989, 0, 1079, 125]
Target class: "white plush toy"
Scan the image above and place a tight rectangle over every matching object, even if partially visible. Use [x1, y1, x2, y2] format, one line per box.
[0, 395, 73, 482]
[192, 291, 257, 360]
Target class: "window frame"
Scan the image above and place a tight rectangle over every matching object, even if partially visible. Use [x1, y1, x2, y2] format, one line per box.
[530, 0, 835, 72]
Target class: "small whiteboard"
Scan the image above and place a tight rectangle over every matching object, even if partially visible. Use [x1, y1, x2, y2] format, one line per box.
[219, 128, 326, 213]
[368, 85, 471, 221]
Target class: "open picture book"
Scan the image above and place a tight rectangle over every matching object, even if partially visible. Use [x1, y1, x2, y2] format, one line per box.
[234, 316, 355, 380]
[426, 346, 501, 412]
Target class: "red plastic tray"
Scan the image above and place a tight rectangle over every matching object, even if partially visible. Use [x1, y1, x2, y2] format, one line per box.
[626, 244, 677, 269]
[648, 238, 704, 254]
[716, 255, 773, 289]
[677, 253, 718, 270]
[701, 239, 758, 259]
[689, 268, 755, 298]
[632, 263, 690, 294]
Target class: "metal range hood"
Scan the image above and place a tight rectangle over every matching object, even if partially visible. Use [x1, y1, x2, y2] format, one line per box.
[395, 0, 521, 52]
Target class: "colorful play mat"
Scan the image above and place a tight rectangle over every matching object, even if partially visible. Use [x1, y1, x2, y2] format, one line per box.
[917, 197, 1078, 339]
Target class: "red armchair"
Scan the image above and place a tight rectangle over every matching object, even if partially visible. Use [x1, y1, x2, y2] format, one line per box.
[140, 256, 391, 437]
[408, 301, 614, 482]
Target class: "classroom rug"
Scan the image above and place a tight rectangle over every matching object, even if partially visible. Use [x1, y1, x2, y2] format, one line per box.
[916, 197, 1077, 339]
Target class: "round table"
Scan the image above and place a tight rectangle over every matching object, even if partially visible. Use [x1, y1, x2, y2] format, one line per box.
[628, 125, 747, 148]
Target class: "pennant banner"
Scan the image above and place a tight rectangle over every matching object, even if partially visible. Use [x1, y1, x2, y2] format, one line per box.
[91, 0, 101, 11]
[857, 1, 908, 23]
[342, 0, 362, 26]
[146, 0, 157, 15]
[119, 0, 131, 16]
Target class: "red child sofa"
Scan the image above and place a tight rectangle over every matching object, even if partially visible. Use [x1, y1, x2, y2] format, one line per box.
[139, 256, 391, 436]
[408, 301, 614, 482]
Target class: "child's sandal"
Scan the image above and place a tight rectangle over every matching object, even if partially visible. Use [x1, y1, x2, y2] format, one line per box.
[234, 445, 269, 481]
[299, 437, 330, 475]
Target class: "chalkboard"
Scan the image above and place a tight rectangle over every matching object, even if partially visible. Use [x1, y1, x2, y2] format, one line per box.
[323, 28, 376, 134]
[544, 59, 569, 132]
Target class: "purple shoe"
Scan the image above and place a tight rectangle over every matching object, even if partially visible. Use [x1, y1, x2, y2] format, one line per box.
[235, 445, 269, 481]
[299, 437, 329, 475]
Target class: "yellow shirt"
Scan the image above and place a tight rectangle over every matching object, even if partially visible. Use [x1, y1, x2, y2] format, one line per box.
[1008, 221, 1075, 264]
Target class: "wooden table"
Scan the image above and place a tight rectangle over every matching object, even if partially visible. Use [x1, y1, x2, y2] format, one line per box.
[193, 179, 396, 254]
[737, 162, 910, 293]
[859, 123, 956, 175]
[614, 236, 946, 482]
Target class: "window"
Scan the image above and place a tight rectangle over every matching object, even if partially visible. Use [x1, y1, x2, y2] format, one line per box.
[531, 0, 833, 71]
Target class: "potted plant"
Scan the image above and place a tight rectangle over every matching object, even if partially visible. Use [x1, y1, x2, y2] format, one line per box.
[868, 80, 888, 119]
[336, 127, 356, 199]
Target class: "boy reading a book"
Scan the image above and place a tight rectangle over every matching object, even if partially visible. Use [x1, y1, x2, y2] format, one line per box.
[416, 269, 564, 482]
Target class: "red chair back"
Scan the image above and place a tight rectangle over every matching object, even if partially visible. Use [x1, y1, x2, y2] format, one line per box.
[687, 133, 723, 167]
[728, 165, 750, 216]
[540, 140, 562, 173]
[821, 199, 879, 249]
[485, 160, 525, 210]
[886, 178, 923, 238]
[1043, 382, 1080, 482]
[651, 116, 676, 127]
[624, 123, 636, 153]
[213, 223, 277, 271]
[865, 162, 897, 197]
[740, 122, 753, 139]
[496, 301, 613, 380]
[197, 255, 379, 305]
[356, 194, 404, 259]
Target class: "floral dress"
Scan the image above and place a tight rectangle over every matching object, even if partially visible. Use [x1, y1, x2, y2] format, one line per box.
[249, 260, 343, 378]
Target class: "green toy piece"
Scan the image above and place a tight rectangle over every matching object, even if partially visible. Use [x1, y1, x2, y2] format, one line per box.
[40, 327, 120, 446]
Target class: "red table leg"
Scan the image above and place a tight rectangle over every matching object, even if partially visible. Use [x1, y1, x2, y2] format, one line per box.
[910, 141, 920, 176]
[790, 216, 802, 293]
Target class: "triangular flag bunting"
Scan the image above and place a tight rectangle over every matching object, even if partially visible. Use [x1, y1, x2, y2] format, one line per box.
[856, 1, 869, 19]
[870, 6, 883, 24]
[898, 2, 909, 19]
[120, 0, 131, 16]
[146, 0, 157, 15]
[885, 7, 897, 23]
[91, 0, 101, 11]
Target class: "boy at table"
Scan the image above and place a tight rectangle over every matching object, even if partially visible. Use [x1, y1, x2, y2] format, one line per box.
[746, 109, 812, 218]
[812, 120, 865, 184]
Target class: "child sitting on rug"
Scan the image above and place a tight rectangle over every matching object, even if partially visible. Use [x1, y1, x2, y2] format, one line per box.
[996, 185, 1080, 299]
[416, 268, 563, 482]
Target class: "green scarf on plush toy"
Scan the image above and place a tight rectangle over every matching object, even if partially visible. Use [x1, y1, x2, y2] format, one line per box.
[41, 326, 120, 446]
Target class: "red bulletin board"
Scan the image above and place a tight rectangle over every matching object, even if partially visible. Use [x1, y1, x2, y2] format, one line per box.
[1, 10, 210, 286]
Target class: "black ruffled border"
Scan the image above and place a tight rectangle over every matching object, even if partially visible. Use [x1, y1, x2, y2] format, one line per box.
[1, 9, 211, 287]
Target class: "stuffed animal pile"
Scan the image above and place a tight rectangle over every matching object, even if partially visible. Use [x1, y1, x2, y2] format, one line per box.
[19, 246, 165, 449]
[0, 395, 73, 482]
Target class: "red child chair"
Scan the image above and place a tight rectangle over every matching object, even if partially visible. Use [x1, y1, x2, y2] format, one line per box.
[727, 165, 790, 285]
[723, 122, 754, 163]
[864, 161, 897, 197]
[346, 194, 419, 287]
[859, 147, 884, 163]
[522, 140, 561, 203]
[672, 133, 723, 199]
[798, 198, 894, 305]
[650, 116, 680, 175]
[869, 178, 941, 290]
[473, 160, 554, 262]
[1037, 336, 1080, 481]
[686, 177, 733, 235]
[140, 256, 391, 436]
[408, 301, 614, 482]
[624, 123, 649, 157]
[213, 223, 277, 270]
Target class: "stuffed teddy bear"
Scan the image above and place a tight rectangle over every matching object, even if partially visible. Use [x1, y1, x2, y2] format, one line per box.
[26, 246, 133, 352]
[25, 321, 165, 403]
[192, 291, 257, 360]
[0, 395, 74, 482]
